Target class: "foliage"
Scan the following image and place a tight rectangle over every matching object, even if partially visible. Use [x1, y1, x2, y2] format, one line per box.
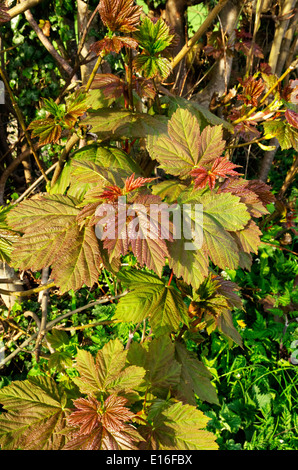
[0, 0, 297, 452]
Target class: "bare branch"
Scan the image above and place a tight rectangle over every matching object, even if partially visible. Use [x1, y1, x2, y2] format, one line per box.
[8, 0, 43, 19]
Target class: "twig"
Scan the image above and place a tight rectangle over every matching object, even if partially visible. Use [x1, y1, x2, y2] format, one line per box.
[8, 0, 43, 19]
[170, 0, 229, 71]
[233, 57, 298, 125]
[23, 8, 76, 80]
[50, 53, 104, 187]
[35, 267, 50, 361]
[12, 161, 58, 205]
[0, 67, 49, 183]
[0, 291, 128, 368]
[0, 280, 56, 297]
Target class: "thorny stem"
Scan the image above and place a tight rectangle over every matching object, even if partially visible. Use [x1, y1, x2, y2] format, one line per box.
[0, 66, 49, 183]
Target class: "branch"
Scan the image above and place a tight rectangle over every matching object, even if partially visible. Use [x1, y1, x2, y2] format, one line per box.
[0, 66, 49, 184]
[0, 292, 128, 369]
[170, 0, 229, 71]
[23, 8, 76, 79]
[8, 0, 43, 19]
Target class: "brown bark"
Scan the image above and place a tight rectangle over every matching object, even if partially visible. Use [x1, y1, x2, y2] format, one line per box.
[193, 0, 242, 108]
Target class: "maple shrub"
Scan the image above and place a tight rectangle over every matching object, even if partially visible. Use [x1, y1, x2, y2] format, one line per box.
[0, 0, 297, 451]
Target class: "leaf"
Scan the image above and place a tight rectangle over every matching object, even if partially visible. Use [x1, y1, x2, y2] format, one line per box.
[0, 376, 70, 450]
[7, 194, 101, 293]
[148, 108, 225, 177]
[151, 180, 186, 203]
[233, 219, 263, 254]
[167, 236, 209, 289]
[190, 157, 241, 190]
[99, 193, 171, 277]
[285, 109, 298, 129]
[139, 399, 218, 450]
[116, 269, 189, 335]
[179, 190, 250, 270]
[127, 336, 181, 398]
[263, 119, 298, 150]
[134, 17, 174, 55]
[64, 394, 143, 450]
[133, 53, 172, 80]
[83, 108, 168, 140]
[73, 339, 145, 399]
[0, 205, 19, 263]
[28, 118, 62, 145]
[90, 35, 138, 55]
[98, 0, 143, 33]
[174, 342, 219, 405]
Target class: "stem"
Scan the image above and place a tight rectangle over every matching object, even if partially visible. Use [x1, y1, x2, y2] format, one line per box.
[0, 67, 49, 183]
[170, 0, 229, 71]
[233, 57, 298, 125]
[50, 53, 104, 187]
[126, 47, 134, 110]
[85, 53, 104, 92]
[8, 0, 43, 19]
[0, 280, 56, 298]
[167, 270, 174, 286]
[0, 292, 128, 368]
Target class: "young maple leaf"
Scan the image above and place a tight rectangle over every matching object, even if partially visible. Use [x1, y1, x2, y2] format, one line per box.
[237, 76, 265, 107]
[65, 394, 140, 450]
[98, 0, 142, 33]
[190, 157, 242, 190]
[99, 173, 155, 201]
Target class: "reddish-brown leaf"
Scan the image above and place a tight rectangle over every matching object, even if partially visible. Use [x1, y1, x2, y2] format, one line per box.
[90, 36, 138, 56]
[65, 394, 141, 450]
[237, 76, 265, 107]
[285, 109, 298, 129]
[98, 0, 143, 33]
[191, 157, 242, 190]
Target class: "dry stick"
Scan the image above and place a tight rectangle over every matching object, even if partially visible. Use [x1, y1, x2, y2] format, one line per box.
[0, 292, 128, 368]
[0, 67, 49, 183]
[170, 0, 229, 71]
[8, 0, 43, 19]
[13, 161, 58, 205]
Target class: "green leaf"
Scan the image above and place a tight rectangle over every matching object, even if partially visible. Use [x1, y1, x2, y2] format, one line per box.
[116, 269, 189, 335]
[0, 205, 19, 263]
[7, 194, 101, 293]
[134, 17, 174, 55]
[139, 399, 218, 450]
[174, 342, 219, 405]
[83, 109, 168, 140]
[73, 339, 145, 399]
[0, 376, 70, 450]
[151, 180, 186, 203]
[133, 54, 172, 80]
[127, 336, 181, 398]
[179, 190, 250, 270]
[167, 236, 209, 289]
[147, 108, 225, 177]
[263, 120, 298, 150]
